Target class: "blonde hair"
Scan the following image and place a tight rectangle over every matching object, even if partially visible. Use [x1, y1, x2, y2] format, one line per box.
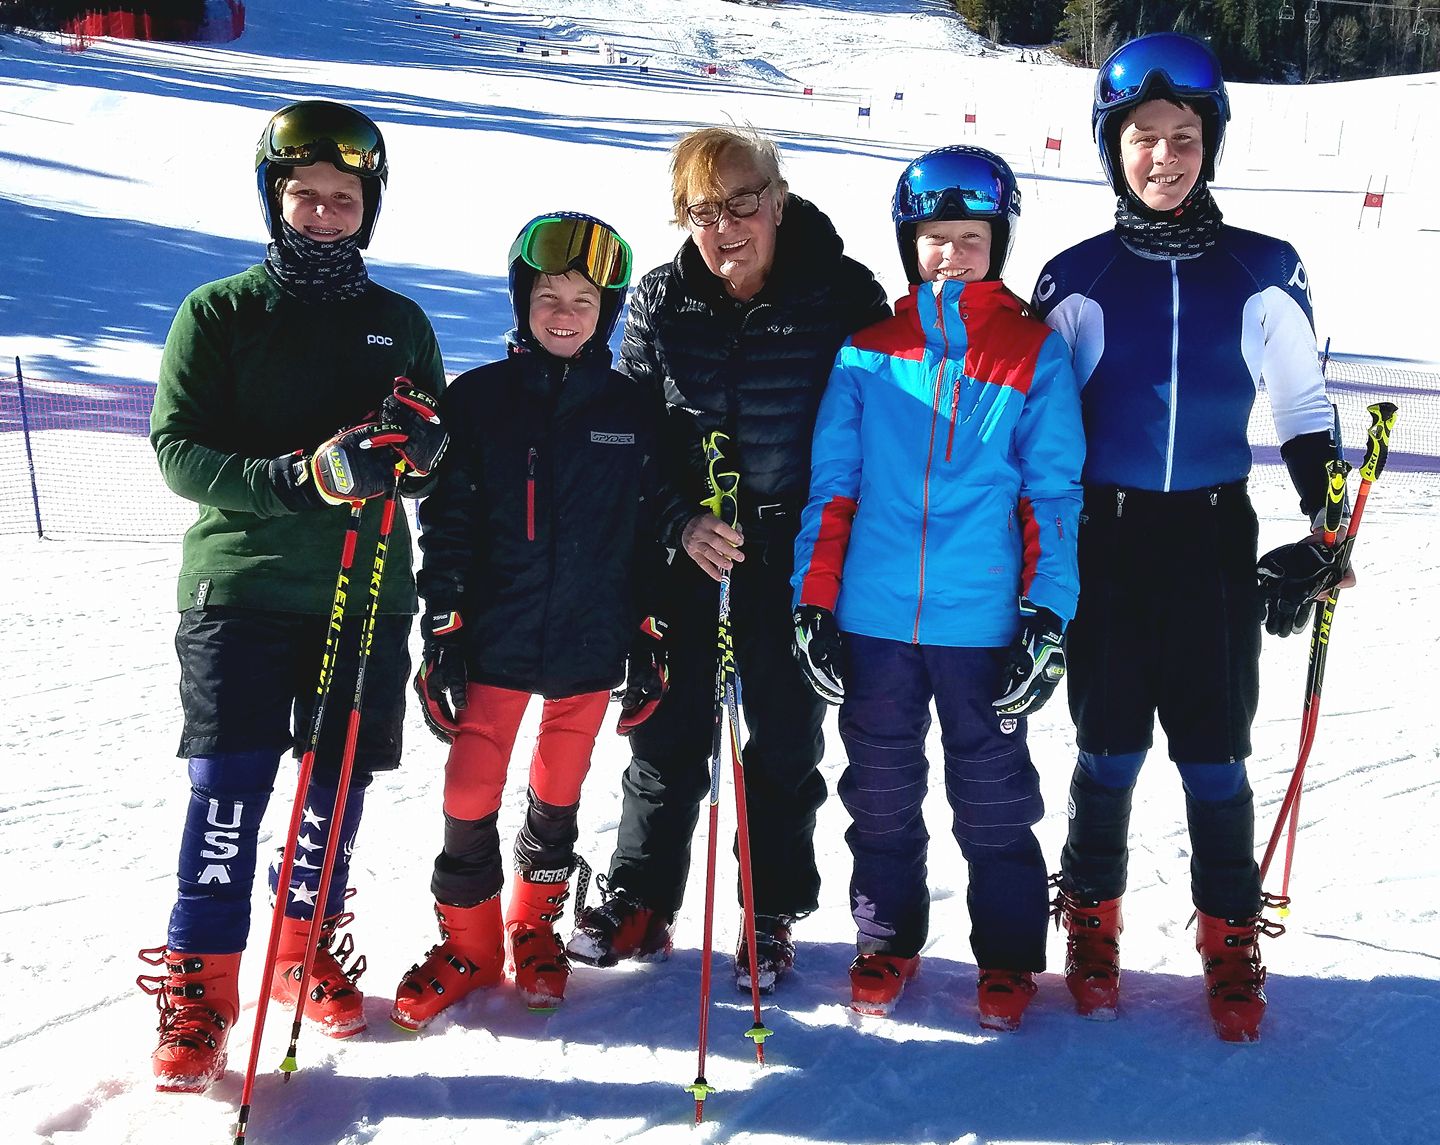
[669, 126, 789, 227]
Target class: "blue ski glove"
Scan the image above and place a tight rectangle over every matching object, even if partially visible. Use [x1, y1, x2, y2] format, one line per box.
[413, 609, 467, 743]
[615, 617, 669, 735]
[793, 605, 844, 705]
[993, 599, 1066, 717]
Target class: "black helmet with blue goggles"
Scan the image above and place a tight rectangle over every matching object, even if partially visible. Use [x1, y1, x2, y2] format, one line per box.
[1092, 32, 1230, 193]
[254, 100, 388, 248]
[892, 146, 1021, 284]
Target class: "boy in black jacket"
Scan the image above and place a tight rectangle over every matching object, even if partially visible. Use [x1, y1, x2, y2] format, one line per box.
[392, 214, 667, 1026]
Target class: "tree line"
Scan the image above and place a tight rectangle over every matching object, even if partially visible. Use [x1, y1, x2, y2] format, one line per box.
[951, 0, 1436, 81]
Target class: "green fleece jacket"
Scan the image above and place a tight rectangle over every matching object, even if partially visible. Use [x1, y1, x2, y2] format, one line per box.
[151, 265, 445, 615]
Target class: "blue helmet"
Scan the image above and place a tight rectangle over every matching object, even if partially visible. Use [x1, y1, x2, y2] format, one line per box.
[255, 100, 388, 248]
[892, 146, 1021, 284]
[1092, 32, 1230, 194]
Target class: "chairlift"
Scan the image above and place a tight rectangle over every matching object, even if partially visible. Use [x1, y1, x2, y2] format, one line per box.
[1415, 16, 1431, 38]
[1304, 1, 1320, 29]
[1278, 0, 1294, 21]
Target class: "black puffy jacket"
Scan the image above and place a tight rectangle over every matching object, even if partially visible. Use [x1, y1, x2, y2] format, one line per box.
[618, 195, 889, 546]
[416, 343, 663, 698]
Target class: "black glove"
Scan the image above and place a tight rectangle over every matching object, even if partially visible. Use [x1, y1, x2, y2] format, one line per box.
[993, 599, 1066, 717]
[412, 609, 467, 743]
[382, 379, 448, 477]
[1257, 537, 1346, 637]
[792, 605, 844, 705]
[615, 618, 669, 735]
[269, 420, 406, 510]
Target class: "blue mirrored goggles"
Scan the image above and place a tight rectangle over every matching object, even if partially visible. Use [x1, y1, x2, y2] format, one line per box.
[1096, 34, 1225, 111]
[895, 152, 1014, 224]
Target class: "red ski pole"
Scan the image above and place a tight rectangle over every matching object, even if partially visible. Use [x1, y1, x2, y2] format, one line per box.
[233, 465, 403, 1145]
[1257, 403, 1397, 906]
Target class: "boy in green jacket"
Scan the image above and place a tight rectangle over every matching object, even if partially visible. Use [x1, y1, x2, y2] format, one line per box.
[137, 101, 446, 1094]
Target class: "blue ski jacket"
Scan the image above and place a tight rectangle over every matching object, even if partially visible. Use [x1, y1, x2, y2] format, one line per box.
[792, 280, 1084, 647]
[1030, 226, 1332, 497]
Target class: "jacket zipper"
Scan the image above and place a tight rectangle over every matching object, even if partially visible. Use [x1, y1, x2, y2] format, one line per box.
[914, 296, 949, 643]
[1164, 260, 1180, 492]
[526, 446, 537, 541]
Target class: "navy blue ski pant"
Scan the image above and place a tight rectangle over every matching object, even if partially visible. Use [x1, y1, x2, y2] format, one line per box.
[837, 635, 1048, 971]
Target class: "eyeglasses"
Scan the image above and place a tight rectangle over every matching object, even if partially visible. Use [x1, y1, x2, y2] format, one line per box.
[260, 102, 386, 178]
[894, 149, 1017, 225]
[686, 181, 771, 228]
[1096, 33, 1226, 111]
[510, 215, 633, 290]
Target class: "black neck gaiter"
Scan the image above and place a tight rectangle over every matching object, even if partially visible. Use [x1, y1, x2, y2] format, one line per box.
[1114, 182, 1224, 259]
[263, 222, 370, 303]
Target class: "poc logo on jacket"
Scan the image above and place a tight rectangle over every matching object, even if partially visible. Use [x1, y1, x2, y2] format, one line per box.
[590, 431, 635, 445]
[366, 334, 395, 346]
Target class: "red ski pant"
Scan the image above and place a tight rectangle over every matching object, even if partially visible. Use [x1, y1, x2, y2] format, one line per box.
[442, 684, 609, 820]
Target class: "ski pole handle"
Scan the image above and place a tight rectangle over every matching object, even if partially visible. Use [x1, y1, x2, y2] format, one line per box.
[1322, 458, 1351, 547]
[701, 430, 739, 527]
[1360, 402, 1397, 484]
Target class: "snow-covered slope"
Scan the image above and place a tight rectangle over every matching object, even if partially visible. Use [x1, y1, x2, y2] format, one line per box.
[2, 2, 1437, 1143]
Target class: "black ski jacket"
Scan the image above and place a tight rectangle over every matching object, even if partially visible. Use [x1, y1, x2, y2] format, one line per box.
[417, 343, 664, 699]
[619, 195, 889, 547]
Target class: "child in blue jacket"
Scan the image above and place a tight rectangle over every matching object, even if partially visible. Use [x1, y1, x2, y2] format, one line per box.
[791, 146, 1083, 1030]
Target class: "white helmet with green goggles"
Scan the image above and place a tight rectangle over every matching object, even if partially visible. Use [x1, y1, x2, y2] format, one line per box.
[508, 213, 634, 349]
[255, 100, 388, 248]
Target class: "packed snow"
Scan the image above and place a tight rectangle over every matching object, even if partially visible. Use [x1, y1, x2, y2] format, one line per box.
[1, 1, 1437, 1143]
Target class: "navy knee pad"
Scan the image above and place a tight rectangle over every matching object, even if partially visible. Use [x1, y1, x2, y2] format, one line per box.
[1078, 749, 1146, 790]
[1178, 761, 1247, 802]
[168, 750, 280, 953]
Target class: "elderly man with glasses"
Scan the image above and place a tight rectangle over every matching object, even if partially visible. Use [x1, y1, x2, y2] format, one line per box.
[566, 126, 889, 994]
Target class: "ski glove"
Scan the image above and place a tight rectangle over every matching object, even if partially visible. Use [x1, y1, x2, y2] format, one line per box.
[615, 617, 669, 735]
[993, 599, 1066, 717]
[1256, 537, 1346, 637]
[382, 379, 449, 477]
[269, 420, 406, 510]
[413, 609, 467, 743]
[792, 605, 844, 705]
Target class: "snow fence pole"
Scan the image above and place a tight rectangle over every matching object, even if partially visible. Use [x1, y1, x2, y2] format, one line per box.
[1258, 402, 1397, 908]
[232, 464, 403, 1145]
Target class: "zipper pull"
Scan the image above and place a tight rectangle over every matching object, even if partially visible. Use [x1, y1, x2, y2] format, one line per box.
[526, 447, 538, 542]
[1116, 489, 1126, 519]
[1056, 514, 1065, 540]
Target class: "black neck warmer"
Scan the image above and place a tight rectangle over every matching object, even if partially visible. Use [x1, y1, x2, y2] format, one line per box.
[264, 222, 370, 303]
[1114, 182, 1224, 259]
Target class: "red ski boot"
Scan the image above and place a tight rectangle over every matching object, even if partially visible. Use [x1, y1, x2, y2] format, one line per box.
[1053, 884, 1123, 1020]
[565, 880, 673, 968]
[137, 947, 241, 1094]
[977, 969, 1038, 1032]
[1196, 910, 1283, 1043]
[271, 911, 368, 1037]
[848, 953, 920, 1017]
[507, 870, 574, 1012]
[391, 896, 505, 1031]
